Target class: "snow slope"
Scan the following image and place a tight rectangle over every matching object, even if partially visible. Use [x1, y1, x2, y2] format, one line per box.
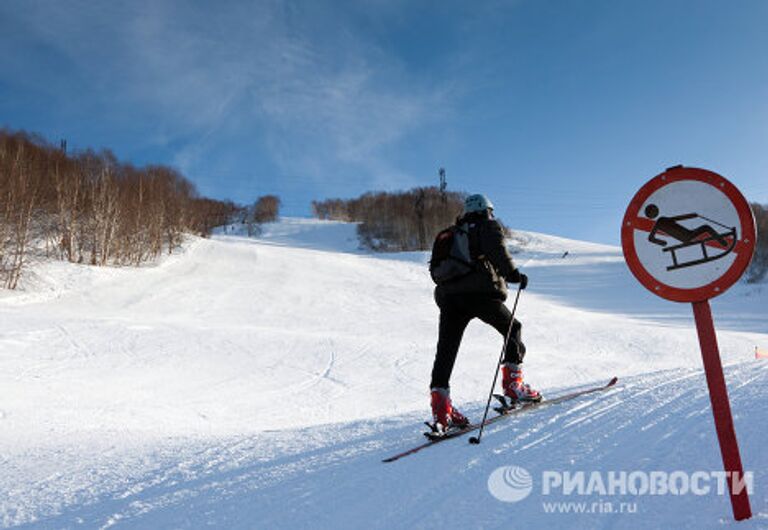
[1, 218, 766, 529]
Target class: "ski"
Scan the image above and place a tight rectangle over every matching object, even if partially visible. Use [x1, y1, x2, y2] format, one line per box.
[382, 376, 618, 463]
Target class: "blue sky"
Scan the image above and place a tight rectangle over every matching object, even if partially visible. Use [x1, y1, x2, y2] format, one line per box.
[2, 0, 767, 244]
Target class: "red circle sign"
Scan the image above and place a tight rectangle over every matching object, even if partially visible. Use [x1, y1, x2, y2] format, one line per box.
[622, 166, 756, 303]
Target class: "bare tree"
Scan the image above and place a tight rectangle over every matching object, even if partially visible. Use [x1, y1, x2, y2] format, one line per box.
[312, 187, 465, 251]
[0, 127, 239, 288]
[253, 195, 281, 224]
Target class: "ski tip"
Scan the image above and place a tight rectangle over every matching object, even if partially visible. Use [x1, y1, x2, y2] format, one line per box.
[607, 376, 619, 387]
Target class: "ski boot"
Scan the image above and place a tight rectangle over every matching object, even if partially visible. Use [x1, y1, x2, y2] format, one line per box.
[426, 387, 470, 437]
[495, 363, 541, 411]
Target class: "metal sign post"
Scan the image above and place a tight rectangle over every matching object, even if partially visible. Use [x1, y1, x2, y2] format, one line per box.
[622, 166, 756, 521]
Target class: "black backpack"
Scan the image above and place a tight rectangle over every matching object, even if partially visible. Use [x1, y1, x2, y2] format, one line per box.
[429, 223, 475, 284]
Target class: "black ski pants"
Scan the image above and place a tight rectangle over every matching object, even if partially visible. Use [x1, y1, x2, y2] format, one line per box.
[430, 292, 525, 390]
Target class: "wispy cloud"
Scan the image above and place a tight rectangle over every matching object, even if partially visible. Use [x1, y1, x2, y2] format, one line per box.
[1, 0, 452, 196]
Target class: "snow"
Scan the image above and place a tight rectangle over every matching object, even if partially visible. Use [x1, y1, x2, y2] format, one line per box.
[0, 217, 766, 529]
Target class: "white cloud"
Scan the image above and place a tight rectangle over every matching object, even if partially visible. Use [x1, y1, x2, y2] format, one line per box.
[1, 0, 452, 192]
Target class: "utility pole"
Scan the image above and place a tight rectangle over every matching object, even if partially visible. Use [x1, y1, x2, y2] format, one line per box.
[60, 139, 67, 154]
[439, 167, 447, 204]
[415, 188, 426, 250]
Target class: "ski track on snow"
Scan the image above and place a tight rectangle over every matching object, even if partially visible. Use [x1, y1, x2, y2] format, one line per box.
[1, 218, 767, 529]
[15, 364, 765, 529]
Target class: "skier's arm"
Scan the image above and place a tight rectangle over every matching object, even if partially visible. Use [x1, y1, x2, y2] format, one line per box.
[482, 221, 522, 283]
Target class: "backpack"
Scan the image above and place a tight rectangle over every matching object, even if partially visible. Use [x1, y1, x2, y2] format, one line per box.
[429, 224, 475, 285]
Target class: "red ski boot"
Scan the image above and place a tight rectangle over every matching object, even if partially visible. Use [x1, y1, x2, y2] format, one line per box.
[430, 388, 470, 431]
[501, 363, 542, 403]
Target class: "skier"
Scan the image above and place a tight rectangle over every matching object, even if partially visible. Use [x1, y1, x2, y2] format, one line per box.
[429, 194, 540, 431]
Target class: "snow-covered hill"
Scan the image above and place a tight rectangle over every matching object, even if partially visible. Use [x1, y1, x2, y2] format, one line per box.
[1, 218, 766, 529]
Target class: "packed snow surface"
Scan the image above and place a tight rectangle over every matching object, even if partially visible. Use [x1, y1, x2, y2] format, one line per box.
[1, 217, 766, 529]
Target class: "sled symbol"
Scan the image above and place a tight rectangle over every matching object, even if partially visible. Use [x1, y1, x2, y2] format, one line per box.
[644, 204, 737, 271]
[662, 227, 737, 271]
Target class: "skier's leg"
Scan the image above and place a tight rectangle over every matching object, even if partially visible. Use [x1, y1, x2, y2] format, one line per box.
[477, 299, 539, 402]
[430, 296, 473, 428]
[476, 299, 525, 364]
[430, 298, 472, 389]
[508, 318, 525, 363]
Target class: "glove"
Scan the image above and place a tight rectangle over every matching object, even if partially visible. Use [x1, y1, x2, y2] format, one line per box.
[518, 273, 528, 290]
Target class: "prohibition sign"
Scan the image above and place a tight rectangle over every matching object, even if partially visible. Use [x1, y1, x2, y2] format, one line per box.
[622, 166, 756, 303]
[621, 166, 756, 521]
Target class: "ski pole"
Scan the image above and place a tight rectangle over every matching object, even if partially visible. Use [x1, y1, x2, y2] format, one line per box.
[469, 282, 523, 445]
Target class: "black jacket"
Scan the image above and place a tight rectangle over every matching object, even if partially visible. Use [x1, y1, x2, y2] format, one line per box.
[435, 212, 522, 301]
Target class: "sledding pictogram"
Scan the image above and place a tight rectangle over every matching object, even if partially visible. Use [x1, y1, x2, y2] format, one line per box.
[621, 166, 756, 303]
[643, 204, 738, 271]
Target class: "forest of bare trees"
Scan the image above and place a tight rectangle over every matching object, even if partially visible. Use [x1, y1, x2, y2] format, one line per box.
[314, 188, 767, 282]
[747, 203, 768, 283]
[0, 129, 238, 289]
[312, 187, 466, 251]
[5, 125, 763, 289]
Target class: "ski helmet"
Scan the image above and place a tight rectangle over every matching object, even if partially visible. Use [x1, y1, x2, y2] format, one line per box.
[464, 194, 494, 214]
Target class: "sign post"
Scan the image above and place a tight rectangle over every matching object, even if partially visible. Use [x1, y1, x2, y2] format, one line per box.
[621, 166, 756, 521]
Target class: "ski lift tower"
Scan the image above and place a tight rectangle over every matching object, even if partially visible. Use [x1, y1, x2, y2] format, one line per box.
[439, 167, 447, 204]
